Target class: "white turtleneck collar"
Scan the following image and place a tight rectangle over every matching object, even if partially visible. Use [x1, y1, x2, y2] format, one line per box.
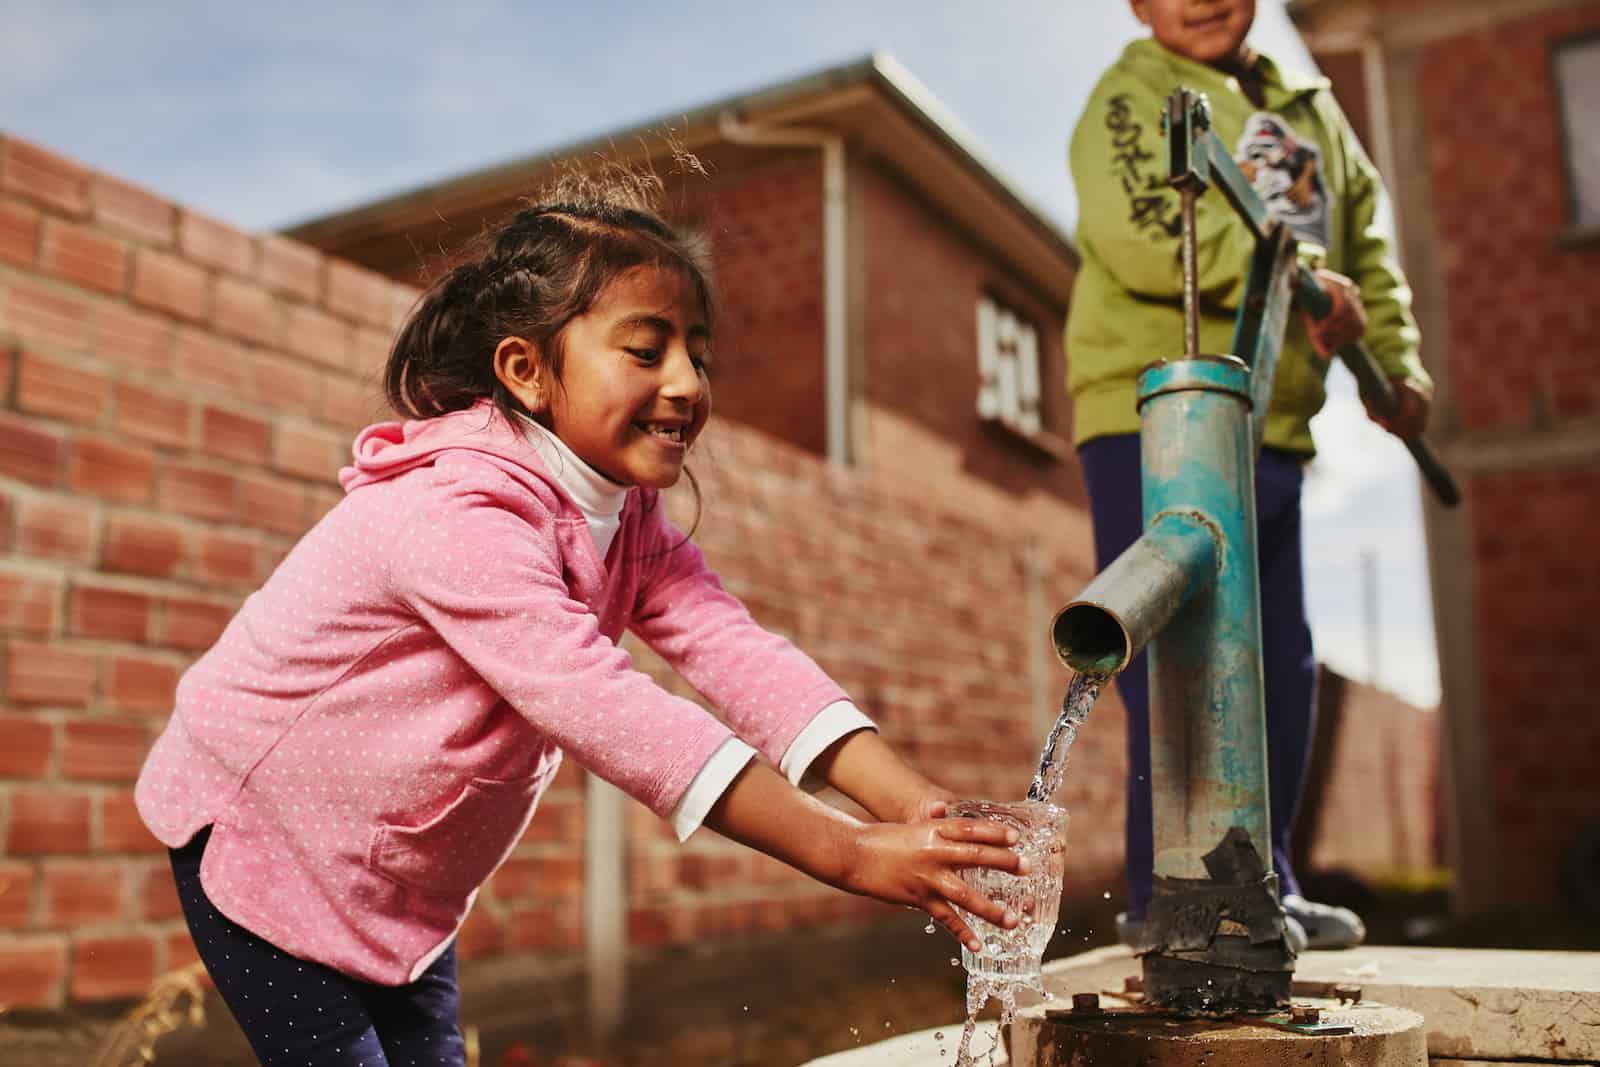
[513, 413, 630, 559]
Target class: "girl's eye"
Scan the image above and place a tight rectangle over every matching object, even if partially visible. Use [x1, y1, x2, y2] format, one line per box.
[626, 347, 711, 374]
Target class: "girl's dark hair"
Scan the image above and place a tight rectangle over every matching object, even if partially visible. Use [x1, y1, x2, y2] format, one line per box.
[384, 176, 714, 545]
[385, 183, 714, 424]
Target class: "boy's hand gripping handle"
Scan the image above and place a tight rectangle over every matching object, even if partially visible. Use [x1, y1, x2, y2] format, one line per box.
[1294, 269, 1461, 508]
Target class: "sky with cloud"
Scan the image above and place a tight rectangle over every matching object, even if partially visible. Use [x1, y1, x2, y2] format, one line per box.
[2, 0, 1440, 705]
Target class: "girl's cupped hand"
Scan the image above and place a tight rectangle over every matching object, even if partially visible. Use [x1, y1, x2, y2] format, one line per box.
[840, 816, 1028, 951]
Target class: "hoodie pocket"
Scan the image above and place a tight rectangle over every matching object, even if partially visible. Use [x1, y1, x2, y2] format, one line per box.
[370, 772, 545, 900]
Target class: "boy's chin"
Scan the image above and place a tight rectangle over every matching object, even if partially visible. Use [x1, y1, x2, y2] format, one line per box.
[1175, 39, 1248, 65]
[1161, 23, 1251, 65]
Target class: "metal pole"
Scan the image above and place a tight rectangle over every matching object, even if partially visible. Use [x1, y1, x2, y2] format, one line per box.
[1181, 188, 1200, 359]
[1363, 548, 1381, 691]
[585, 775, 626, 1041]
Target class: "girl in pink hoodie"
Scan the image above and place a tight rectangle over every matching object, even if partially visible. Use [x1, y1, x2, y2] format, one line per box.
[135, 193, 1029, 1066]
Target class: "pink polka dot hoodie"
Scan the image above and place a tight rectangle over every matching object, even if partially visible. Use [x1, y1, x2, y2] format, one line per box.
[135, 400, 847, 984]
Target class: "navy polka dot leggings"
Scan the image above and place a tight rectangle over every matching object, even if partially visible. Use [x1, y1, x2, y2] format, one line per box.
[171, 826, 467, 1067]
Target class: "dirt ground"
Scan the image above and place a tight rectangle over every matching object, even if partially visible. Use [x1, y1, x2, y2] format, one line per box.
[503, 880, 1600, 1067]
[503, 968, 973, 1067]
[14, 883, 1598, 1067]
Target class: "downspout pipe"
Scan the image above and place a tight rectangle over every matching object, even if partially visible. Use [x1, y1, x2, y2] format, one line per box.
[718, 111, 849, 467]
[585, 777, 625, 1041]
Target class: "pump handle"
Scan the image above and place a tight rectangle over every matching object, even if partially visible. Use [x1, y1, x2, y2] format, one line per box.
[1295, 269, 1461, 508]
[1334, 341, 1460, 508]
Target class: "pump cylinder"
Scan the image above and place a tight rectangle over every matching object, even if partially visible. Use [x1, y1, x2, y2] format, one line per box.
[1137, 355, 1270, 882]
[1137, 355, 1290, 1011]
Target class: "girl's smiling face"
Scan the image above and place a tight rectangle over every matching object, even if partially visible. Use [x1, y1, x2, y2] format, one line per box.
[503, 264, 712, 489]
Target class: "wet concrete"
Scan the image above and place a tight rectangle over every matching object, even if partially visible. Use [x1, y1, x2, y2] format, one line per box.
[1018, 944, 1600, 1065]
[1020, 999, 1426, 1067]
[1294, 947, 1600, 1063]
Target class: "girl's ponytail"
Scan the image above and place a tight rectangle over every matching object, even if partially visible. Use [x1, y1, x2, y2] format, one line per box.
[382, 193, 714, 427]
[385, 261, 499, 419]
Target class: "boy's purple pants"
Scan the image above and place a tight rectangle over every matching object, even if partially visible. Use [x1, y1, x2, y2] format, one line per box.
[1078, 434, 1315, 919]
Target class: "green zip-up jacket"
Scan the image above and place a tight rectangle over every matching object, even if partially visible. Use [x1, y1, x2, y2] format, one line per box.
[1065, 39, 1427, 454]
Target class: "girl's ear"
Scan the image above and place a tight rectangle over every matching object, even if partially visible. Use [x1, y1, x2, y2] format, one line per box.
[493, 336, 547, 413]
[1130, 0, 1150, 25]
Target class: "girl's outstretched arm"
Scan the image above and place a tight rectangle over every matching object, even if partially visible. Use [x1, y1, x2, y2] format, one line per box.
[702, 759, 1024, 951]
[807, 728, 958, 824]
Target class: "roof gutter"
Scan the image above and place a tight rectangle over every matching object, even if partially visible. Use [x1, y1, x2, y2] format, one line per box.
[718, 111, 851, 468]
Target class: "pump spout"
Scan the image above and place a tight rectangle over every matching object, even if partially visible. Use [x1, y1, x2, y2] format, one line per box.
[1050, 511, 1222, 676]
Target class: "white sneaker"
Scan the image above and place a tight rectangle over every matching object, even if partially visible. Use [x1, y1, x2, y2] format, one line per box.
[1114, 910, 1150, 949]
[1282, 894, 1367, 949]
[1116, 911, 1308, 954]
[1282, 913, 1309, 954]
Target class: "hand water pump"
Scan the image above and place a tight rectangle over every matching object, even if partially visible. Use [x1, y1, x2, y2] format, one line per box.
[1049, 88, 1459, 1012]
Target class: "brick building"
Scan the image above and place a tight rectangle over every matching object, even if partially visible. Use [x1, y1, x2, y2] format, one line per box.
[0, 49, 1440, 1057]
[1289, 0, 1600, 913]
[286, 54, 1087, 504]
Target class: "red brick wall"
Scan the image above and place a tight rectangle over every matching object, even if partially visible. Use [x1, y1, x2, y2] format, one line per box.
[0, 134, 420, 1009]
[859, 161, 1087, 506]
[1417, 2, 1600, 905]
[1306, 674, 1441, 878]
[1467, 466, 1600, 903]
[1421, 4, 1600, 432]
[680, 158, 828, 459]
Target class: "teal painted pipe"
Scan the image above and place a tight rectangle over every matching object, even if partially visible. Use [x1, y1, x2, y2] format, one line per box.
[1137, 355, 1271, 884]
[1052, 353, 1272, 880]
[1048, 351, 1290, 1009]
[1050, 512, 1220, 677]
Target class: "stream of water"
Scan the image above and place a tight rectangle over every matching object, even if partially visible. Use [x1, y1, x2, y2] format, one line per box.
[949, 670, 1107, 1067]
[1027, 671, 1106, 804]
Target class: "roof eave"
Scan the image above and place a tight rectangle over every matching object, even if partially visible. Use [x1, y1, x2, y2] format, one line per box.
[283, 53, 1078, 300]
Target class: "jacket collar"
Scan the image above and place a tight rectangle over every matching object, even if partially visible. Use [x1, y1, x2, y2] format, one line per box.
[1124, 37, 1327, 109]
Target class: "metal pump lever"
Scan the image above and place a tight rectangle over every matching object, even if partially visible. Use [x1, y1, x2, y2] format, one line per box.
[1292, 275, 1461, 506]
[1164, 90, 1461, 508]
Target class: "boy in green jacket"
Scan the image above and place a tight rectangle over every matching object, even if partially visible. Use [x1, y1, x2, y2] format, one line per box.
[1066, 0, 1433, 950]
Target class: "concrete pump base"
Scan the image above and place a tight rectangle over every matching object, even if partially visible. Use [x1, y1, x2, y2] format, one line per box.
[1010, 945, 1600, 1065]
[1019, 999, 1425, 1067]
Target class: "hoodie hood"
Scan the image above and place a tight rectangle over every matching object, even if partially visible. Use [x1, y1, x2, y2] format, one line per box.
[339, 400, 554, 495]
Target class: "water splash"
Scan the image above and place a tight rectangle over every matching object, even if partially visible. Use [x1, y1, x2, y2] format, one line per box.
[948, 673, 1105, 1067]
[952, 973, 1029, 1067]
[949, 801, 1066, 1067]
[1026, 671, 1106, 804]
